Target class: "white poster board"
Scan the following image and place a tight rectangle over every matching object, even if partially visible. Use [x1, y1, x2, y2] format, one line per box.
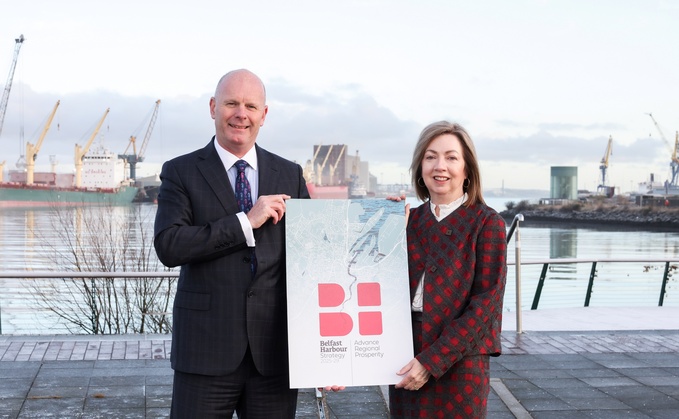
[285, 199, 414, 388]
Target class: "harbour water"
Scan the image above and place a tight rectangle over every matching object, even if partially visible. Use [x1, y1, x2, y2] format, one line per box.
[0, 199, 677, 334]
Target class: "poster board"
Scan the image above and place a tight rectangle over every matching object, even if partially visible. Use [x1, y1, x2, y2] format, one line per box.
[285, 199, 414, 388]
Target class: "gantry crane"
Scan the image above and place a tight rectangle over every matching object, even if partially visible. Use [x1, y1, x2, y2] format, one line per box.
[327, 144, 346, 184]
[597, 136, 613, 196]
[350, 149, 360, 183]
[599, 135, 613, 187]
[647, 113, 679, 187]
[118, 99, 160, 180]
[0, 34, 25, 139]
[74, 108, 109, 188]
[26, 100, 60, 185]
[304, 143, 323, 184]
[316, 145, 334, 186]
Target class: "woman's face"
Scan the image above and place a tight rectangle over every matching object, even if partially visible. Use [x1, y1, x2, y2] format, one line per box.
[421, 133, 466, 204]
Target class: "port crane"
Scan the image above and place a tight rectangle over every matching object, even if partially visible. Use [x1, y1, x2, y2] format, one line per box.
[118, 99, 160, 181]
[327, 144, 346, 184]
[316, 145, 334, 186]
[26, 100, 60, 185]
[596, 136, 614, 197]
[74, 108, 109, 188]
[304, 143, 323, 184]
[0, 34, 25, 140]
[647, 113, 679, 187]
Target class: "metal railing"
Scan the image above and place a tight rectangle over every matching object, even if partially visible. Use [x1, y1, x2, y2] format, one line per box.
[511, 258, 678, 310]
[1, 215, 677, 337]
[0, 271, 178, 335]
[503, 215, 678, 333]
[0, 214, 530, 336]
[506, 214, 524, 333]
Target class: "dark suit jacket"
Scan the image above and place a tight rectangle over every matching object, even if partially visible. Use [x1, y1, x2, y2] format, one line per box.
[154, 138, 310, 377]
[406, 203, 507, 379]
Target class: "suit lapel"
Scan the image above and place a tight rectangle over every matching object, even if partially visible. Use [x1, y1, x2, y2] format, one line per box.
[255, 145, 280, 197]
[196, 139, 240, 214]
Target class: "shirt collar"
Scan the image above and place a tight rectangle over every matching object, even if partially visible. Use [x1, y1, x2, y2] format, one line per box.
[430, 193, 468, 220]
[214, 140, 258, 172]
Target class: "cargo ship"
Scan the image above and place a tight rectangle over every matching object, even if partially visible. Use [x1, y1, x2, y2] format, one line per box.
[0, 183, 138, 207]
[0, 145, 137, 208]
[306, 182, 348, 199]
[0, 104, 138, 208]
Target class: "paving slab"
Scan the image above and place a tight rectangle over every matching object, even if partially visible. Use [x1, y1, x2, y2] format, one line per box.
[1, 308, 679, 418]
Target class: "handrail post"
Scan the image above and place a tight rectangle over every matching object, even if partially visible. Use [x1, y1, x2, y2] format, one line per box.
[513, 214, 524, 334]
[659, 261, 671, 307]
[531, 264, 549, 310]
[584, 262, 597, 307]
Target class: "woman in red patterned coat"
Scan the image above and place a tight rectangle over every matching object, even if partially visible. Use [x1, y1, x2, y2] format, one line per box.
[389, 121, 507, 418]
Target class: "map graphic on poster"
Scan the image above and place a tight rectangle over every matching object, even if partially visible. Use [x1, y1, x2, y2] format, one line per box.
[285, 199, 414, 388]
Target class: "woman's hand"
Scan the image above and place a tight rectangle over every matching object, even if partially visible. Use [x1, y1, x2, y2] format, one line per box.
[394, 358, 431, 391]
[318, 385, 345, 392]
[386, 194, 410, 223]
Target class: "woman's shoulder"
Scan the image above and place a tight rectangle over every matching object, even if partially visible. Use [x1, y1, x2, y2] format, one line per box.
[467, 203, 506, 226]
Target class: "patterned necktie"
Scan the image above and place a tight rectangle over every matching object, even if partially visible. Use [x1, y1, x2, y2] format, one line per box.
[234, 160, 256, 277]
[235, 160, 253, 213]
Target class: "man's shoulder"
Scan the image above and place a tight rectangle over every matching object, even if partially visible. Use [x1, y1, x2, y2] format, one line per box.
[165, 141, 214, 165]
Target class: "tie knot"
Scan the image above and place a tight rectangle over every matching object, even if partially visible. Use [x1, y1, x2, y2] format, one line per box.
[235, 160, 248, 174]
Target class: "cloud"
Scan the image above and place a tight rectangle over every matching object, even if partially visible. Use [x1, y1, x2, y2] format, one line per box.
[257, 80, 421, 170]
[0, 79, 672, 189]
[475, 130, 662, 166]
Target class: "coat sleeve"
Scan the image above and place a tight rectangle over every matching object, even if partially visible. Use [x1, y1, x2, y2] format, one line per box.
[416, 211, 507, 379]
[153, 159, 248, 268]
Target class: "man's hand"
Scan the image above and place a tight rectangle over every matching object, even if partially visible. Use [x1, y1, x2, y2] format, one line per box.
[247, 194, 291, 228]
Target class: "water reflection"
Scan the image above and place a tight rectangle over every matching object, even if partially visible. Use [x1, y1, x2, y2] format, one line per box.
[0, 204, 678, 333]
[549, 228, 577, 279]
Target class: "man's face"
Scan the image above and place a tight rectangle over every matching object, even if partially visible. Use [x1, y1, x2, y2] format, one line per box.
[210, 71, 268, 157]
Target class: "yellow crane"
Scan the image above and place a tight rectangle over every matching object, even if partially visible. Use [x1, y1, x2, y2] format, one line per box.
[597, 136, 614, 196]
[74, 108, 109, 188]
[316, 145, 334, 186]
[599, 135, 613, 187]
[304, 143, 323, 184]
[327, 144, 346, 184]
[26, 100, 60, 185]
[647, 113, 679, 186]
[118, 99, 161, 180]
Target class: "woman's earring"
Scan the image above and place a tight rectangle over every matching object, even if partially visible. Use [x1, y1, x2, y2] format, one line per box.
[417, 177, 425, 187]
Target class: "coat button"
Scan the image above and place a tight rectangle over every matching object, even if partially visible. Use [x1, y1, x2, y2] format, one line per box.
[247, 291, 255, 298]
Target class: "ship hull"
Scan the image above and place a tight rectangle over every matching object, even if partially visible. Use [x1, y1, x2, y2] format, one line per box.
[306, 183, 348, 199]
[0, 184, 138, 208]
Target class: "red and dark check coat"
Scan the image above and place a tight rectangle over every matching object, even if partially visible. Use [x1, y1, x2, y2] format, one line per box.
[407, 202, 507, 379]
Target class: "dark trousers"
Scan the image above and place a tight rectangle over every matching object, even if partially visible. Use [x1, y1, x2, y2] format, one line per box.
[171, 347, 298, 419]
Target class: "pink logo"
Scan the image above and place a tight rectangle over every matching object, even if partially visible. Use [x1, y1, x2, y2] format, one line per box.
[318, 282, 383, 336]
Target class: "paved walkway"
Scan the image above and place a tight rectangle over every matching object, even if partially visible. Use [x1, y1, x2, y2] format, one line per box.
[1, 307, 678, 418]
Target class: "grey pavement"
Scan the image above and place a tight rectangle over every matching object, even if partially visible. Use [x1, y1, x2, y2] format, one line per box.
[1, 307, 678, 418]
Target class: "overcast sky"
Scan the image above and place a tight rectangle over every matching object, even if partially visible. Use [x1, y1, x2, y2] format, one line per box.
[1, 0, 677, 193]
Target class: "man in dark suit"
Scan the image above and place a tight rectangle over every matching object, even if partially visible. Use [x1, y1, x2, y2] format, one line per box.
[154, 69, 309, 418]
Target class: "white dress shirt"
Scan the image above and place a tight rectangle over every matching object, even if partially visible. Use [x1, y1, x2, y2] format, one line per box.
[213, 141, 258, 247]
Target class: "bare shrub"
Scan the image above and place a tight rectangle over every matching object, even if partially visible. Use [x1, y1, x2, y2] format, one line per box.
[27, 204, 175, 335]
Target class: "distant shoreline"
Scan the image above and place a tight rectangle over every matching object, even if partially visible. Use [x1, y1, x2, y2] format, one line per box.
[500, 203, 679, 230]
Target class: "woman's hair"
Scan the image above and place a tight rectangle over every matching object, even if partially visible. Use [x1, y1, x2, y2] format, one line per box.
[409, 120, 485, 206]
